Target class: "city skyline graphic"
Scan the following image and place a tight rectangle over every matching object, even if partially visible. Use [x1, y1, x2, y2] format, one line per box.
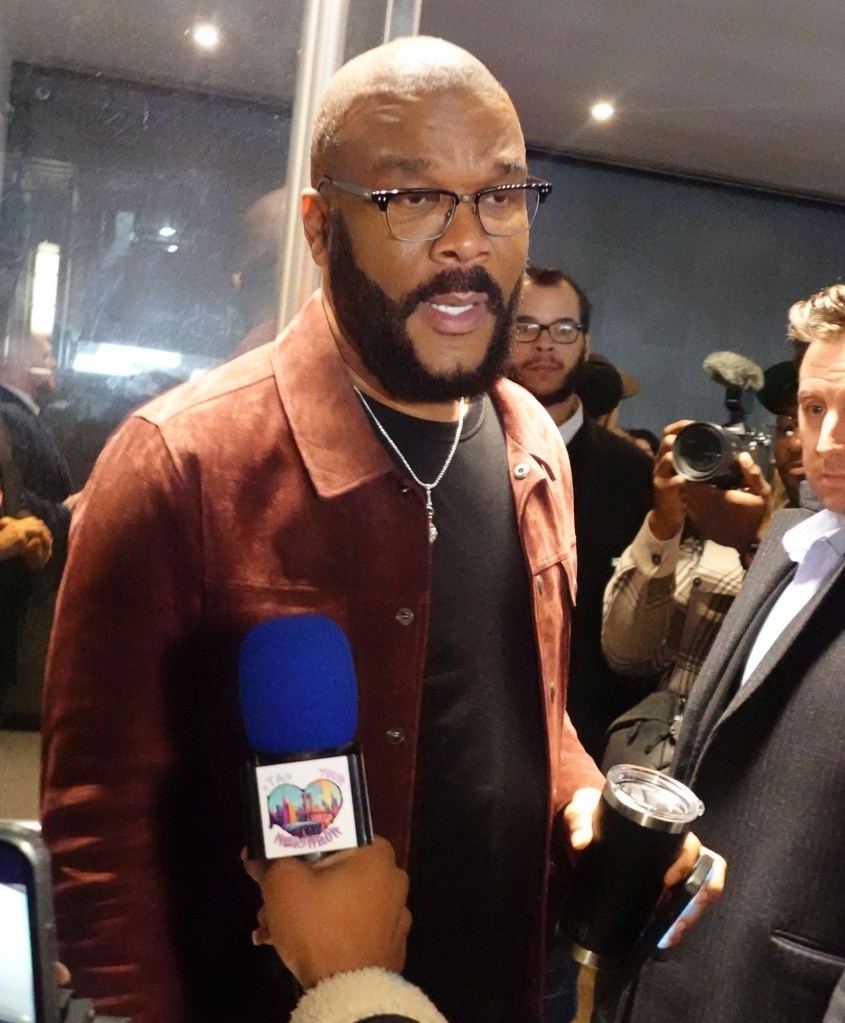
[267, 779, 343, 838]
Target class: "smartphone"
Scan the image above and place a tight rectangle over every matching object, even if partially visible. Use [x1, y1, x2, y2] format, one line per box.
[0, 821, 59, 1023]
[629, 851, 715, 966]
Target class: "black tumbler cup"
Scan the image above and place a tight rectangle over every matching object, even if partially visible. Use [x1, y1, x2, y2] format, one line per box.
[558, 764, 704, 969]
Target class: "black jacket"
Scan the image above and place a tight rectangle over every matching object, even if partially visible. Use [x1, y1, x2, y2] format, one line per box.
[565, 416, 655, 760]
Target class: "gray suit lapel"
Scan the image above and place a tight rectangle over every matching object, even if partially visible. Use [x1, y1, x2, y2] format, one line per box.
[675, 509, 806, 778]
[687, 513, 845, 776]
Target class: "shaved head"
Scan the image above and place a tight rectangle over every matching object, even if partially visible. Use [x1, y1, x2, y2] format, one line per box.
[311, 36, 515, 182]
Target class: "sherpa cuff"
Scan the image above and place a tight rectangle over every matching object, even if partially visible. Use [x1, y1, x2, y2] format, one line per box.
[290, 968, 449, 1023]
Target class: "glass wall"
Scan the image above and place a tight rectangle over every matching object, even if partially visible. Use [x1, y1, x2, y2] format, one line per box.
[4, 65, 291, 485]
[0, 4, 298, 725]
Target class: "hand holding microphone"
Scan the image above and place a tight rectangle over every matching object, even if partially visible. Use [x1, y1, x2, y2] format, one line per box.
[238, 615, 411, 989]
[243, 837, 411, 989]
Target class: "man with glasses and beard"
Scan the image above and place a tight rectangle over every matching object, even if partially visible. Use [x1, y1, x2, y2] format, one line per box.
[41, 38, 718, 1023]
[509, 268, 654, 763]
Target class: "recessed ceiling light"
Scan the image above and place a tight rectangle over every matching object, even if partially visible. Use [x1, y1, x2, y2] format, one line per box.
[159, 225, 176, 238]
[192, 23, 220, 49]
[591, 101, 615, 122]
[167, 244, 179, 253]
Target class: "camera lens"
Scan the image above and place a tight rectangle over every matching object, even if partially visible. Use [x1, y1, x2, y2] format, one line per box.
[672, 423, 735, 483]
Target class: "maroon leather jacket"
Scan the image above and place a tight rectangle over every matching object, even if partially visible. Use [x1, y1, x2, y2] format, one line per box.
[41, 293, 602, 1023]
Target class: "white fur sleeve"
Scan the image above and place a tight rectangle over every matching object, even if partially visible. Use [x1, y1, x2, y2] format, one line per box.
[289, 969, 449, 1023]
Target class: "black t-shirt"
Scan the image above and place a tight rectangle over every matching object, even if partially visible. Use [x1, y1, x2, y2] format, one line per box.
[359, 394, 547, 1023]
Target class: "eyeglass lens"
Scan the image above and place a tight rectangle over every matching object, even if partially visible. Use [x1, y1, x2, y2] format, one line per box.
[386, 187, 540, 240]
[514, 320, 581, 343]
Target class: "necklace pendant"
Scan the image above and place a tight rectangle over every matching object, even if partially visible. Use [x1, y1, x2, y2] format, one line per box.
[424, 487, 437, 544]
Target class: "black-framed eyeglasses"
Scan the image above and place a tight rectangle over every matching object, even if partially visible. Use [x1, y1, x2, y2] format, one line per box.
[317, 175, 552, 241]
[513, 318, 584, 344]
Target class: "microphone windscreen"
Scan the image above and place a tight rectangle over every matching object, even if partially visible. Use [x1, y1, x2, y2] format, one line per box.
[702, 351, 765, 391]
[239, 615, 357, 755]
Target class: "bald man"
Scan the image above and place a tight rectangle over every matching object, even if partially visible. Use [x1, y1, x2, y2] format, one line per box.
[41, 37, 716, 1023]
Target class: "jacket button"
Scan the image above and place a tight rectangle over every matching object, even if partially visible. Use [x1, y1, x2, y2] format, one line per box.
[536, 574, 545, 594]
[386, 728, 406, 745]
[513, 462, 531, 480]
[651, 553, 662, 566]
[395, 607, 415, 626]
[692, 577, 702, 588]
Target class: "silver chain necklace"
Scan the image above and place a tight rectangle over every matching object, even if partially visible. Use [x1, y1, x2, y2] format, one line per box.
[354, 387, 466, 544]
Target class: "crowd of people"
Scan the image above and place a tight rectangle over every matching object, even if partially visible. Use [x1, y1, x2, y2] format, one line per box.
[1, 32, 844, 1023]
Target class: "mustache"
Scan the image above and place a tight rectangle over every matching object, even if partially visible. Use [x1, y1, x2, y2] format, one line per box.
[521, 356, 566, 368]
[399, 266, 506, 318]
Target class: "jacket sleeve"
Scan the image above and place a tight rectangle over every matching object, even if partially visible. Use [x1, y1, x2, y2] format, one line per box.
[601, 515, 683, 677]
[289, 969, 449, 1023]
[40, 415, 202, 1023]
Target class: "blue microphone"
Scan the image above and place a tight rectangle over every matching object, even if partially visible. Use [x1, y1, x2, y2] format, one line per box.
[239, 615, 373, 860]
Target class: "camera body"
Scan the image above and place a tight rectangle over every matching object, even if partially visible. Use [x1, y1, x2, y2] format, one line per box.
[672, 421, 771, 488]
[672, 381, 771, 489]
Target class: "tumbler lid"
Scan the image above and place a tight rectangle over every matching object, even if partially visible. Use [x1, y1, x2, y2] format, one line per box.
[604, 765, 704, 833]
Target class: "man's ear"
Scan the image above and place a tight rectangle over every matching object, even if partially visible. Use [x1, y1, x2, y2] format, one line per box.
[583, 332, 591, 359]
[301, 189, 330, 271]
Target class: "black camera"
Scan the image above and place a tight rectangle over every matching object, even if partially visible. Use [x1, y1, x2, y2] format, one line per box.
[672, 382, 771, 489]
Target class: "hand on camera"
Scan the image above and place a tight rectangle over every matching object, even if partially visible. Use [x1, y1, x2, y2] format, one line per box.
[684, 451, 771, 556]
[243, 836, 412, 990]
[648, 421, 693, 541]
[647, 420, 772, 557]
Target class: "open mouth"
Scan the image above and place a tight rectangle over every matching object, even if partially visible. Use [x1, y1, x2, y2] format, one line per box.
[418, 292, 491, 334]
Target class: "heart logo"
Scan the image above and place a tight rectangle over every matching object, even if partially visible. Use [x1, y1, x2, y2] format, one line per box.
[267, 779, 343, 838]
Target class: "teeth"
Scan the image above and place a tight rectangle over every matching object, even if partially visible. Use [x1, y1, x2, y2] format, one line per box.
[429, 303, 474, 316]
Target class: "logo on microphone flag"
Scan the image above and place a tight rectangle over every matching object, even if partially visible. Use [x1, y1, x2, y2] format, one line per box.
[255, 756, 359, 857]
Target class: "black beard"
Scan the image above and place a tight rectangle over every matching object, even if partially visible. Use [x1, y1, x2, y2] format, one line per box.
[326, 213, 520, 403]
[510, 347, 587, 408]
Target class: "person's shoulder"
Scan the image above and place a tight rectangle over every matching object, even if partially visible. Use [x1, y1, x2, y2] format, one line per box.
[0, 390, 40, 442]
[133, 343, 277, 431]
[591, 420, 652, 468]
[759, 505, 816, 554]
[0, 386, 34, 421]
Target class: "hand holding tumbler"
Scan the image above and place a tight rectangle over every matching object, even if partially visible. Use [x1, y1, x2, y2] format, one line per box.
[559, 764, 706, 969]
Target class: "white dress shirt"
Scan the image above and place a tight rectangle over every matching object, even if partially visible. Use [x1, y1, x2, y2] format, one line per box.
[741, 508, 845, 685]
[557, 399, 584, 447]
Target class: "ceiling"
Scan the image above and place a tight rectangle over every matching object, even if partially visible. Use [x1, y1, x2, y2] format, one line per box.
[1, 0, 843, 203]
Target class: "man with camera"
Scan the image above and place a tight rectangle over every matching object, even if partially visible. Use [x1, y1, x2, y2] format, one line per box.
[594, 281, 845, 1023]
[599, 420, 768, 772]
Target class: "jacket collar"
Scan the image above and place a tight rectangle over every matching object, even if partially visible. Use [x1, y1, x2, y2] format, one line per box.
[0, 383, 40, 416]
[271, 292, 558, 498]
[272, 293, 396, 500]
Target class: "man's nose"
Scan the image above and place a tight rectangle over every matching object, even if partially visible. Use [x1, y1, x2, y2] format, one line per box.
[534, 327, 555, 350]
[818, 410, 845, 453]
[431, 200, 492, 265]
